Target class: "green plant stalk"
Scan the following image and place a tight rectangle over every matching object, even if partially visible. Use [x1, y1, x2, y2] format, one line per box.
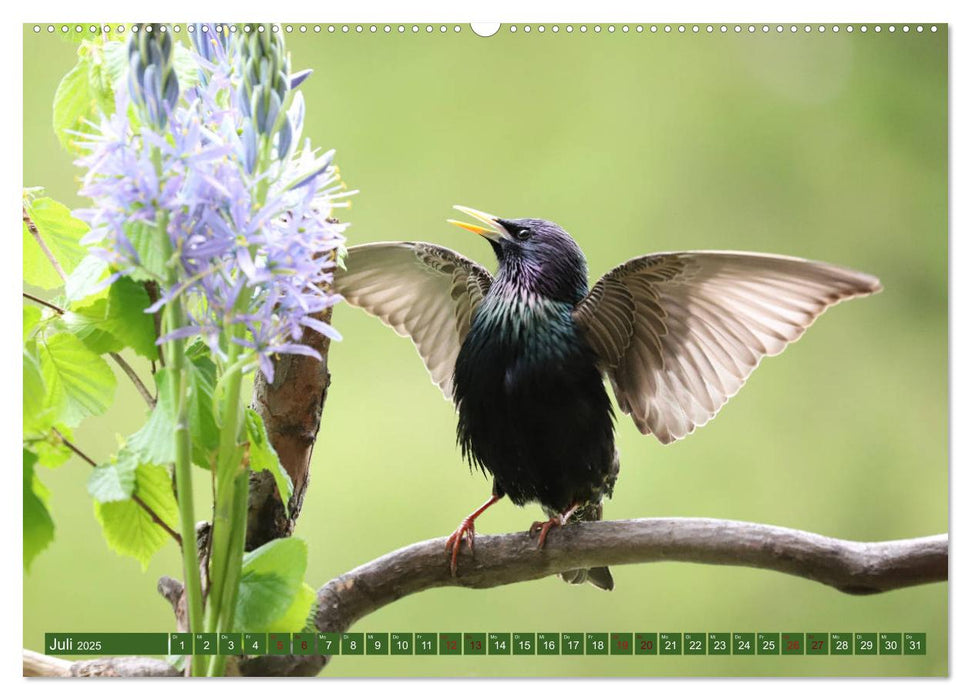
[207, 471, 250, 677]
[164, 283, 206, 677]
[204, 339, 245, 676]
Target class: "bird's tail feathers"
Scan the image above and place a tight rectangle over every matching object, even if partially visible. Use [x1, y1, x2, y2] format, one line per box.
[556, 502, 614, 591]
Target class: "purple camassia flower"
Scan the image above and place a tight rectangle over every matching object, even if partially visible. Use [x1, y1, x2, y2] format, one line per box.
[74, 31, 348, 381]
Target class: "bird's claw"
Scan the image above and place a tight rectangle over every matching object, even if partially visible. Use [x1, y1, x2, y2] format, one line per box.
[445, 518, 476, 576]
[529, 517, 560, 549]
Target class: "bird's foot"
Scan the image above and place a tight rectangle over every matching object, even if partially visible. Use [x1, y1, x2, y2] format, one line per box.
[529, 517, 560, 549]
[445, 518, 476, 577]
[529, 504, 581, 549]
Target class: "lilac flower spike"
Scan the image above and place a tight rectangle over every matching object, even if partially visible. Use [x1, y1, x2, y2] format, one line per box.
[74, 23, 350, 382]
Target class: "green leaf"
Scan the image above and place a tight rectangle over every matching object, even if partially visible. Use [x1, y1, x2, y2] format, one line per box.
[94, 461, 177, 569]
[52, 61, 96, 153]
[186, 346, 219, 467]
[52, 41, 117, 153]
[126, 222, 170, 282]
[129, 369, 176, 465]
[29, 428, 75, 469]
[235, 538, 308, 632]
[24, 306, 42, 343]
[245, 409, 293, 515]
[66, 277, 158, 360]
[88, 450, 137, 503]
[65, 255, 109, 303]
[24, 198, 89, 289]
[38, 332, 116, 428]
[24, 450, 55, 572]
[264, 583, 316, 633]
[23, 350, 55, 437]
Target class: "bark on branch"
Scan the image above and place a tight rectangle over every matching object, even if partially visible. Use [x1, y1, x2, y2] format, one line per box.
[25, 517, 947, 677]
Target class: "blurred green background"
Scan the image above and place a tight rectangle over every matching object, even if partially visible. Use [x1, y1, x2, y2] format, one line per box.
[23, 24, 947, 676]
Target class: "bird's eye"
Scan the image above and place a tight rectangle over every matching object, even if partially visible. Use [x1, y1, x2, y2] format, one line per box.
[512, 227, 531, 242]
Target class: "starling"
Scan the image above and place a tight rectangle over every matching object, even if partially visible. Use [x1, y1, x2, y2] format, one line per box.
[334, 206, 881, 590]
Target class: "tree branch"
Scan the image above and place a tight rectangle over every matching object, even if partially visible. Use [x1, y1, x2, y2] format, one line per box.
[25, 518, 947, 677]
[237, 518, 948, 677]
[246, 247, 338, 550]
[109, 352, 156, 407]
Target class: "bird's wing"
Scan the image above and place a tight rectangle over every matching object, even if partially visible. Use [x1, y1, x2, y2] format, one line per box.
[334, 242, 493, 400]
[572, 251, 882, 444]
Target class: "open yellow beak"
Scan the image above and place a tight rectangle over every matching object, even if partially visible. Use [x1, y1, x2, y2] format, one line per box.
[447, 205, 504, 240]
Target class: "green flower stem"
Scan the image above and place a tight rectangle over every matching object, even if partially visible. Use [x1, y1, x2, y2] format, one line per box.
[204, 338, 245, 676]
[207, 471, 249, 678]
[163, 285, 206, 677]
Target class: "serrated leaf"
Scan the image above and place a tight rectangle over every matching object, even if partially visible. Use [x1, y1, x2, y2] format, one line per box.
[24, 450, 55, 572]
[245, 409, 292, 516]
[67, 277, 158, 360]
[65, 255, 109, 303]
[88, 450, 137, 503]
[38, 332, 116, 428]
[24, 198, 89, 289]
[235, 538, 308, 632]
[24, 306, 42, 343]
[94, 461, 177, 569]
[129, 369, 176, 465]
[126, 222, 171, 282]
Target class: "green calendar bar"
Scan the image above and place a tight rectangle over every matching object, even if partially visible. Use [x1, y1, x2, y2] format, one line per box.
[341, 633, 364, 655]
[45, 633, 168, 656]
[733, 633, 755, 655]
[366, 632, 389, 655]
[586, 632, 609, 655]
[464, 633, 486, 655]
[806, 633, 828, 655]
[904, 633, 926, 655]
[831, 633, 853, 655]
[218, 633, 242, 655]
[268, 633, 290, 655]
[855, 633, 877, 656]
[170, 632, 193, 654]
[317, 632, 340, 654]
[244, 633, 267, 655]
[440, 632, 461, 655]
[488, 632, 511, 655]
[708, 633, 730, 656]
[782, 633, 804, 656]
[415, 633, 437, 655]
[195, 633, 217, 655]
[43, 631, 931, 657]
[538, 633, 559, 655]
[611, 632, 633, 655]
[757, 633, 780, 655]
[635, 632, 658, 655]
[684, 632, 705, 656]
[659, 632, 682, 655]
[879, 633, 902, 655]
[293, 633, 315, 655]
[390, 633, 413, 655]
[562, 633, 584, 655]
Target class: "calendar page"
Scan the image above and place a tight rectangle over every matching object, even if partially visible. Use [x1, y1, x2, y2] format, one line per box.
[22, 20, 947, 679]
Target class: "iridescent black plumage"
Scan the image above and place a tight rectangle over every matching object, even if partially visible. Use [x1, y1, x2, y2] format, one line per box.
[453, 220, 618, 514]
[334, 206, 882, 592]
